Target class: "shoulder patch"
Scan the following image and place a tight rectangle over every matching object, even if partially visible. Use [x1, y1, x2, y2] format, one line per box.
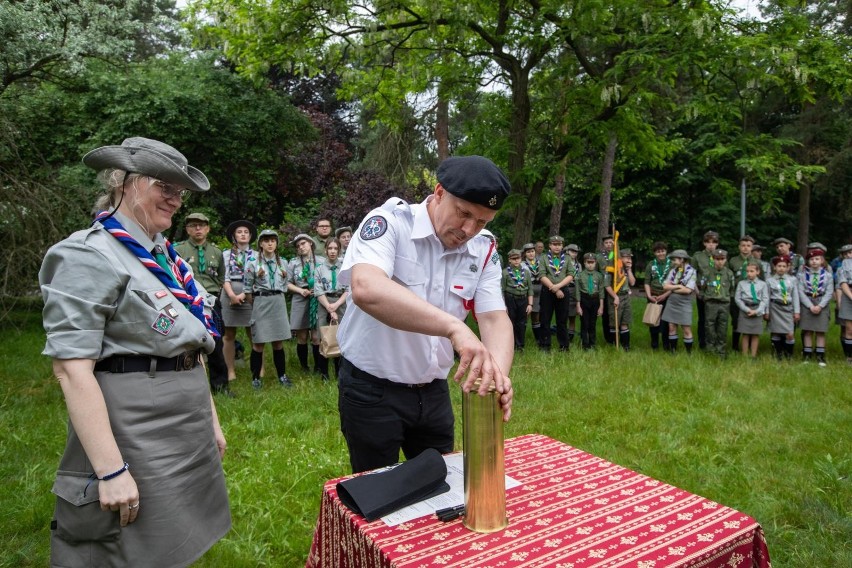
[490, 252, 499, 265]
[360, 215, 388, 240]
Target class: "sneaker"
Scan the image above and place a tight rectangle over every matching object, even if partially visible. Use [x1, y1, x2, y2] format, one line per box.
[817, 356, 827, 368]
[251, 378, 262, 390]
[278, 374, 294, 388]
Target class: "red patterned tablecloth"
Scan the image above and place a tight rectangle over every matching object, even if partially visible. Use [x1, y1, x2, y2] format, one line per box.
[307, 434, 771, 568]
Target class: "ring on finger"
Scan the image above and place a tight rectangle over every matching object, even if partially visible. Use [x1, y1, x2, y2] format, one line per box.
[129, 503, 140, 510]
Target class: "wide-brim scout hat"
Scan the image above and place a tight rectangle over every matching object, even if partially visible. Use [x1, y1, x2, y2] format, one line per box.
[772, 237, 793, 246]
[335, 226, 353, 238]
[184, 212, 210, 226]
[257, 229, 279, 244]
[83, 137, 210, 193]
[226, 220, 257, 244]
[668, 249, 690, 260]
[290, 233, 315, 247]
[437, 156, 510, 210]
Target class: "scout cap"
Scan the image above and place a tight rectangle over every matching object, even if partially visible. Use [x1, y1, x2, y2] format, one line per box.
[703, 230, 720, 242]
[257, 229, 278, 243]
[652, 241, 668, 252]
[807, 241, 827, 252]
[566, 243, 580, 252]
[752, 244, 764, 252]
[773, 237, 793, 246]
[291, 233, 315, 247]
[507, 249, 522, 258]
[583, 252, 596, 261]
[739, 235, 755, 243]
[712, 249, 728, 258]
[83, 137, 210, 192]
[601, 234, 614, 241]
[668, 249, 690, 260]
[549, 235, 564, 244]
[184, 212, 209, 225]
[436, 156, 510, 210]
[839, 244, 852, 253]
[226, 220, 257, 244]
[335, 226, 353, 238]
[522, 242, 536, 252]
[619, 248, 632, 257]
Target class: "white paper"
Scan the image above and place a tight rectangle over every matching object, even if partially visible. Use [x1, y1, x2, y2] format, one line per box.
[380, 452, 521, 527]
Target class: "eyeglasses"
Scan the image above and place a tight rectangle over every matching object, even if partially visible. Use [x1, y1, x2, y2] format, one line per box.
[317, 224, 332, 229]
[151, 179, 189, 201]
[185, 222, 207, 230]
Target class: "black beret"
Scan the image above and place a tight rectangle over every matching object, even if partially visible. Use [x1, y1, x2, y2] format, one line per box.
[437, 156, 510, 210]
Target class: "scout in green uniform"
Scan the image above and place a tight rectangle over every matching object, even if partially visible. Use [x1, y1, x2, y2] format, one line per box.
[604, 248, 636, 350]
[751, 244, 771, 279]
[644, 241, 672, 350]
[596, 234, 616, 344]
[701, 249, 735, 358]
[773, 237, 805, 277]
[691, 230, 720, 350]
[728, 235, 762, 351]
[522, 242, 544, 344]
[540, 235, 575, 351]
[501, 249, 534, 350]
[313, 218, 333, 257]
[566, 244, 582, 344]
[576, 252, 605, 350]
[175, 213, 232, 396]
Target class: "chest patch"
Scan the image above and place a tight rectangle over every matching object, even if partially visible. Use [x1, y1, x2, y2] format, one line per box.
[360, 215, 388, 240]
[152, 313, 175, 336]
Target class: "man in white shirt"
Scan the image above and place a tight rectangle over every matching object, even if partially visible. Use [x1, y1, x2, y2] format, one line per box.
[337, 156, 515, 473]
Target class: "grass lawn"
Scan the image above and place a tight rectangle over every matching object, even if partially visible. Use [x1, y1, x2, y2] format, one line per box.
[1, 299, 849, 566]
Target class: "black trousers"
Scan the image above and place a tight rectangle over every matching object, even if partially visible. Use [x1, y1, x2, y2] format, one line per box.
[649, 297, 670, 350]
[579, 293, 599, 349]
[602, 298, 614, 344]
[504, 294, 529, 348]
[208, 301, 229, 392]
[696, 297, 707, 349]
[539, 287, 571, 348]
[338, 358, 454, 473]
[730, 303, 741, 350]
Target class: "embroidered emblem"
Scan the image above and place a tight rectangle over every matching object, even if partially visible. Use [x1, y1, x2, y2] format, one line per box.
[490, 252, 499, 265]
[489, 195, 497, 207]
[469, 263, 478, 273]
[152, 313, 175, 336]
[155, 290, 168, 299]
[360, 215, 388, 240]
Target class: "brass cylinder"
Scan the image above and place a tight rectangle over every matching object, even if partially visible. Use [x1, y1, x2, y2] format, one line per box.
[462, 379, 508, 533]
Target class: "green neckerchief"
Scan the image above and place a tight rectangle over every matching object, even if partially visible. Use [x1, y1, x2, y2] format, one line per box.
[301, 257, 318, 327]
[750, 281, 758, 303]
[153, 245, 179, 288]
[265, 258, 276, 287]
[330, 264, 337, 290]
[779, 277, 787, 304]
[196, 245, 206, 273]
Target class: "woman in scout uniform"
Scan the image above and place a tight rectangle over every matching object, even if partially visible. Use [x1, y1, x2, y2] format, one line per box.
[244, 230, 293, 389]
[522, 242, 544, 345]
[539, 235, 575, 351]
[221, 219, 258, 381]
[576, 252, 605, 350]
[39, 137, 230, 566]
[314, 237, 348, 380]
[604, 248, 637, 350]
[798, 248, 834, 366]
[662, 249, 697, 353]
[501, 249, 533, 351]
[701, 249, 735, 358]
[644, 241, 672, 350]
[288, 233, 325, 375]
[734, 261, 769, 358]
[835, 244, 852, 364]
[765, 255, 800, 360]
[566, 244, 582, 345]
[335, 226, 353, 257]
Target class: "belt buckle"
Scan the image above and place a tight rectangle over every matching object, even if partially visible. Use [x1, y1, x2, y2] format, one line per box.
[181, 352, 196, 371]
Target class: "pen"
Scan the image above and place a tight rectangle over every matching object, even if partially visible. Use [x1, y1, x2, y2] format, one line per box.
[435, 504, 464, 517]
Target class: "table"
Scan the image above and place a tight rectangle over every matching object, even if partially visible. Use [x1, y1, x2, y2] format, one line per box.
[307, 434, 771, 567]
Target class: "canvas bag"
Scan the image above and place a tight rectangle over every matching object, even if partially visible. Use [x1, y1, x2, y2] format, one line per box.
[642, 302, 663, 326]
[319, 321, 341, 358]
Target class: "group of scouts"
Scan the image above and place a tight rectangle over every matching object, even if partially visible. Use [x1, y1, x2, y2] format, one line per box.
[175, 213, 354, 395]
[501, 231, 852, 366]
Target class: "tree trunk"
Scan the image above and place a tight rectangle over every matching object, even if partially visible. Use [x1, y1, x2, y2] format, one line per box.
[797, 182, 811, 257]
[436, 89, 450, 161]
[597, 132, 618, 244]
[508, 67, 536, 247]
[550, 156, 567, 237]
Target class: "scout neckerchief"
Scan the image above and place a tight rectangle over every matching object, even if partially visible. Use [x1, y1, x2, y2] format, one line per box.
[261, 255, 280, 288]
[506, 264, 526, 289]
[669, 264, 692, 286]
[95, 211, 218, 337]
[330, 263, 338, 291]
[196, 244, 206, 273]
[523, 257, 540, 280]
[651, 258, 670, 286]
[586, 270, 595, 293]
[803, 267, 826, 298]
[778, 276, 788, 304]
[749, 279, 758, 303]
[546, 251, 566, 277]
[301, 256, 318, 327]
[228, 246, 252, 278]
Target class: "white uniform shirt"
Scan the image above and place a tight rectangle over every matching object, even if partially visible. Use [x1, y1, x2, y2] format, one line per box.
[338, 196, 504, 384]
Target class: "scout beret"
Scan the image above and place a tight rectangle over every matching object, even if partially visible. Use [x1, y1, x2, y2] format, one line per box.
[739, 235, 755, 243]
[712, 249, 728, 258]
[184, 212, 210, 225]
[703, 230, 720, 241]
[771, 254, 791, 266]
[226, 220, 257, 244]
[566, 243, 580, 252]
[668, 249, 690, 260]
[290, 233, 316, 247]
[507, 249, 522, 258]
[807, 241, 827, 252]
[522, 242, 536, 252]
[839, 244, 852, 253]
[436, 156, 510, 210]
[772, 237, 793, 246]
[583, 252, 597, 261]
[806, 248, 825, 259]
[549, 235, 564, 244]
[257, 229, 279, 242]
[619, 248, 632, 257]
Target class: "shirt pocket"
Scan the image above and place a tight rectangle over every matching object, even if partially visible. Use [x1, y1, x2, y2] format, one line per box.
[449, 272, 479, 301]
[393, 256, 427, 296]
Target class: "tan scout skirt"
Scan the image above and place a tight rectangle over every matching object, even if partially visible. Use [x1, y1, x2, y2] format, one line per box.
[50, 365, 230, 568]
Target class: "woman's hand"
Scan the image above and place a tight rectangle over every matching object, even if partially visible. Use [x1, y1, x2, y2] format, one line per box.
[99, 471, 140, 527]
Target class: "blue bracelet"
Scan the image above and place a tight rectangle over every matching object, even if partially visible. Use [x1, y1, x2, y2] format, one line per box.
[100, 462, 130, 481]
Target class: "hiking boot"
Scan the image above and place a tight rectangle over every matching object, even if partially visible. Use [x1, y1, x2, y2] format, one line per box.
[278, 374, 294, 388]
